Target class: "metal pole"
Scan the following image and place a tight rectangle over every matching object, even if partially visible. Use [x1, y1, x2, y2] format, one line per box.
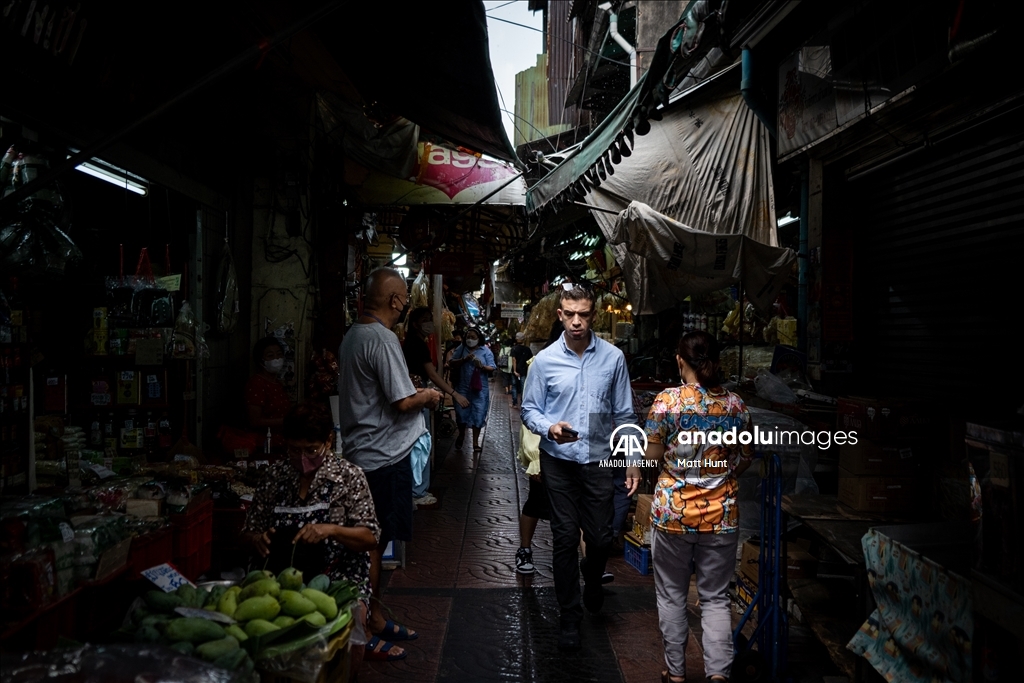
[738, 281, 745, 381]
[1, 0, 349, 211]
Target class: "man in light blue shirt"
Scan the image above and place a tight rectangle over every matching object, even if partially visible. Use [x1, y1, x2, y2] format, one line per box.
[521, 283, 640, 649]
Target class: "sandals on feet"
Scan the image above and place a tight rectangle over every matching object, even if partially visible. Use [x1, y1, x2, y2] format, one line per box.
[364, 636, 407, 661]
[373, 619, 418, 641]
[660, 672, 685, 683]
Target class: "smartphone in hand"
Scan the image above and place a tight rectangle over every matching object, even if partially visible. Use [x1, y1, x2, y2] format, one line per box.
[561, 427, 579, 439]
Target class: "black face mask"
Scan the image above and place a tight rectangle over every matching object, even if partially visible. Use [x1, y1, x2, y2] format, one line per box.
[396, 302, 410, 325]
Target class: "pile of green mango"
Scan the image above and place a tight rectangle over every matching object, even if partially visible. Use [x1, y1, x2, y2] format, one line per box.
[128, 567, 350, 673]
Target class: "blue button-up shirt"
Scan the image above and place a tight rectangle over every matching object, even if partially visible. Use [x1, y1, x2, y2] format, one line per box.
[521, 332, 635, 464]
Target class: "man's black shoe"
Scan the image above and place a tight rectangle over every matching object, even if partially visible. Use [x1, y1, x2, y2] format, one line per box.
[558, 624, 581, 650]
[583, 580, 605, 614]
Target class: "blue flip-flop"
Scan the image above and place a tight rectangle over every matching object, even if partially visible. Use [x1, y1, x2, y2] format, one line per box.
[364, 636, 408, 661]
[373, 619, 418, 641]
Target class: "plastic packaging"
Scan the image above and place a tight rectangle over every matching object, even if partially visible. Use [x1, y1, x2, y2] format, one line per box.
[753, 368, 798, 405]
[0, 643, 252, 683]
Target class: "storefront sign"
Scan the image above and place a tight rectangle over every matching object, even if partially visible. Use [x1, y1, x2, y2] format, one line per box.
[500, 304, 525, 319]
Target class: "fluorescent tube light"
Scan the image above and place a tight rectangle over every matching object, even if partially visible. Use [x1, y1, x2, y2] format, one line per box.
[67, 149, 148, 195]
[777, 214, 799, 227]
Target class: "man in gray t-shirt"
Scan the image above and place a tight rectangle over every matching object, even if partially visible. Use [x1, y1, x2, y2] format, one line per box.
[338, 267, 440, 661]
[338, 322, 426, 472]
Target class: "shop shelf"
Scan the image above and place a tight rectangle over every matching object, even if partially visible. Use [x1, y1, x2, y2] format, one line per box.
[624, 532, 652, 576]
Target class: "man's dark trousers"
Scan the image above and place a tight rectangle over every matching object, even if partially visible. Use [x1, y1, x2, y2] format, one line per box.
[540, 450, 615, 626]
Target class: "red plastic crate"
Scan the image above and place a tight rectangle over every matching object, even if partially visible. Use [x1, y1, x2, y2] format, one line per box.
[174, 540, 212, 582]
[126, 527, 173, 580]
[170, 500, 213, 558]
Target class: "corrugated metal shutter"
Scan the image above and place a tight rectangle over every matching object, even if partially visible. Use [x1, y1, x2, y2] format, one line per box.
[850, 119, 1024, 409]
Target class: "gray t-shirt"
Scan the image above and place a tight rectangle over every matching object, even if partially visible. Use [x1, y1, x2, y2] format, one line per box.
[338, 323, 426, 472]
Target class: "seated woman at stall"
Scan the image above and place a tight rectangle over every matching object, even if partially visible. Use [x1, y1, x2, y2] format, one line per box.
[241, 401, 386, 673]
[644, 331, 754, 683]
[245, 336, 291, 432]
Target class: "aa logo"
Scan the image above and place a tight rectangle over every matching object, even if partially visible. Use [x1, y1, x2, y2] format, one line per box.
[610, 424, 648, 458]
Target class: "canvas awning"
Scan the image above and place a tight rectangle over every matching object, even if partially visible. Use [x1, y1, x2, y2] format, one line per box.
[608, 201, 796, 315]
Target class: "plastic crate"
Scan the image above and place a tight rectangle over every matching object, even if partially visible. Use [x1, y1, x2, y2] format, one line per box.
[624, 532, 652, 575]
[127, 527, 174, 580]
[174, 542, 211, 582]
[170, 500, 213, 558]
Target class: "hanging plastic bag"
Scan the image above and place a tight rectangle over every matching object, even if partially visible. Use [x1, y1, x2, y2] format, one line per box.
[171, 302, 208, 359]
[216, 239, 239, 333]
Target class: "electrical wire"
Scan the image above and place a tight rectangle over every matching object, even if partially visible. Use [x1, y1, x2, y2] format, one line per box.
[487, 14, 634, 68]
[485, 0, 519, 12]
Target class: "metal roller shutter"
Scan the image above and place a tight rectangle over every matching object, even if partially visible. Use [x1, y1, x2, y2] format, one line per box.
[849, 120, 1024, 411]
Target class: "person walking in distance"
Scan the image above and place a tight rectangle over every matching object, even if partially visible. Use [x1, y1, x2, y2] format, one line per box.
[338, 268, 442, 662]
[521, 282, 641, 649]
[509, 331, 533, 408]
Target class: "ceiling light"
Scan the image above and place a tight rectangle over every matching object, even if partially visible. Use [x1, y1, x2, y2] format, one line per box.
[777, 214, 799, 227]
[68, 151, 148, 195]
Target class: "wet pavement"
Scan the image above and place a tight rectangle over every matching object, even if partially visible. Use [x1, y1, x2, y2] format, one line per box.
[357, 379, 715, 683]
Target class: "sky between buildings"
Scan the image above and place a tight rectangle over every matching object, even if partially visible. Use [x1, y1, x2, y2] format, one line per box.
[484, 1, 545, 148]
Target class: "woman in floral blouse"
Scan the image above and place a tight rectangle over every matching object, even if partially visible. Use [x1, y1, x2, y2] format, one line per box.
[644, 331, 754, 683]
[242, 401, 385, 668]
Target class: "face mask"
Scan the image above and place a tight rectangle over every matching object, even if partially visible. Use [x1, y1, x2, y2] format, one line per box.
[420, 322, 435, 335]
[265, 358, 284, 373]
[396, 301, 409, 325]
[466, 339, 479, 348]
[290, 449, 326, 475]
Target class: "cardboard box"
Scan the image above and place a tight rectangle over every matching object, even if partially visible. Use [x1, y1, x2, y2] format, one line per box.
[837, 396, 937, 440]
[126, 499, 163, 517]
[632, 494, 653, 545]
[839, 438, 927, 476]
[838, 467, 917, 512]
[740, 539, 818, 587]
[740, 539, 760, 585]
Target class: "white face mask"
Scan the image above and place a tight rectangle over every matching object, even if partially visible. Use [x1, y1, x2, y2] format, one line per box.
[420, 322, 435, 335]
[265, 358, 284, 373]
[465, 339, 479, 348]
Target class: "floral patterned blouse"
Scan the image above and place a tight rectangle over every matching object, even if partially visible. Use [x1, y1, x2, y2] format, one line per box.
[644, 385, 754, 534]
[242, 455, 380, 600]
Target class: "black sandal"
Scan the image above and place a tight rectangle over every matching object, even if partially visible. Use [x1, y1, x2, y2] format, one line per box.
[661, 672, 685, 683]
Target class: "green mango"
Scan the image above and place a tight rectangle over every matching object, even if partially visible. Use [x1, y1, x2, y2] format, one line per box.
[175, 584, 201, 609]
[277, 567, 303, 591]
[216, 589, 237, 618]
[233, 595, 281, 622]
[195, 636, 240, 662]
[143, 591, 185, 613]
[224, 624, 248, 642]
[243, 619, 280, 638]
[298, 611, 326, 627]
[169, 641, 195, 656]
[307, 574, 330, 593]
[278, 590, 317, 617]
[132, 606, 153, 624]
[238, 578, 280, 602]
[135, 625, 161, 643]
[300, 588, 338, 619]
[212, 648, 249, 671]
[164, 617, 227, 644]
[242, 569, 275, 587]
[204, 585, 227, 609]
[272, 616, 296, 628]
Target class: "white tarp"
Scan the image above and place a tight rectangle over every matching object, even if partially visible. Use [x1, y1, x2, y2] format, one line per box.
[583, 65, 783, 313]
[607, 202, 796, 315]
